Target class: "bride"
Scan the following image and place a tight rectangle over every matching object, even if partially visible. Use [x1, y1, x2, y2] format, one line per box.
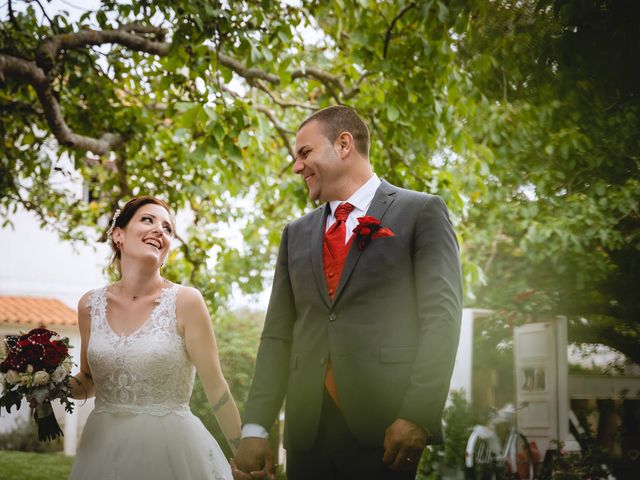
[69, 196, 239, 479]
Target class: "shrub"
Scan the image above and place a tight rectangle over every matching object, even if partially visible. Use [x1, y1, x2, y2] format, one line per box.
[0, 415, 62, 453]
[418, 390, 479, 479]
[189, 308, 263, 457]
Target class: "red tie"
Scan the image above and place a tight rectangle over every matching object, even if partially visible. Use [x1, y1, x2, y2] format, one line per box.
[324, 202, 355, 298]
[322, 202, 355, 406]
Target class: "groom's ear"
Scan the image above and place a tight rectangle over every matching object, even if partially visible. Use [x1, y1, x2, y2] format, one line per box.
[336, 131, 354, 158]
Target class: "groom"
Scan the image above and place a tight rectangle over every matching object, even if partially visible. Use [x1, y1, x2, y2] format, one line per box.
[234, 106, 462, 479]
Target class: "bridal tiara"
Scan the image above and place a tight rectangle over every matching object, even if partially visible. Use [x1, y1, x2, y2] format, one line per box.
[107, 208, 121, 237]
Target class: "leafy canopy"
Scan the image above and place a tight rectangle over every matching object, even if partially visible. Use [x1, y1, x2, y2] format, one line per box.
[1, 1, 638, 362]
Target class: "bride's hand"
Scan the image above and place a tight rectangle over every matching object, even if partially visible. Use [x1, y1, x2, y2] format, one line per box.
[230, 458, 253, 479]
[234, 438, 276, 480]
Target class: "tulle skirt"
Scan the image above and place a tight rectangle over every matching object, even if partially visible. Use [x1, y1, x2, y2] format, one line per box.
[70, 410, 232, 480]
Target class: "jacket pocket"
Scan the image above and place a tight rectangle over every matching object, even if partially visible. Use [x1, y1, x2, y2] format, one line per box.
[380, 346, 417, 364]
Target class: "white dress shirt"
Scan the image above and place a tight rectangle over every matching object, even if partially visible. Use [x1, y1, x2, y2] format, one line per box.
[241, 173, 381, 440]
[326, 174, 381, 242]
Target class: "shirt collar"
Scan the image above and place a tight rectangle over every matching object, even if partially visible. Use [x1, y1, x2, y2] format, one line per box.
[329, 173, 381, 215]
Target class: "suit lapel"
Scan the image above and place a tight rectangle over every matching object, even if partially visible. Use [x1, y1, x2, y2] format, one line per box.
[332, 180, 397, 304]
[310, 204, 332, 307]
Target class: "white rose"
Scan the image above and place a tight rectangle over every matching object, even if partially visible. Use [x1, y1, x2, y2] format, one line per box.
[50, 335, 62, 342]
[63, 358, 73, 374]
[33, 371, 50, 386]
[5, 370, 20, 384]
[20, 374, 31, 386]
[51, 365, 67, 383]
[26, 364, 34, 374]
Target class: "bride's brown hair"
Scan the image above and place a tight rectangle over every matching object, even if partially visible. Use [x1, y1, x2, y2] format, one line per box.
[107, 196, 175, 278]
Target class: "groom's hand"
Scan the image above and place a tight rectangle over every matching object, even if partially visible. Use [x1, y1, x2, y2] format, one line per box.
[234, 437, 276, 480]
[382, 418, 428, 471]
[230, 458, 252, 480]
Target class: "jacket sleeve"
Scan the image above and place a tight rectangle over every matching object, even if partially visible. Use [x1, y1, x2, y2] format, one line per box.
[242, 224, 297, 431]
[397, 195, 463, 442]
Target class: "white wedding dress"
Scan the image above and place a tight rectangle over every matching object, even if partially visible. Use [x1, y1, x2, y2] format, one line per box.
[70, 284, 232, 480]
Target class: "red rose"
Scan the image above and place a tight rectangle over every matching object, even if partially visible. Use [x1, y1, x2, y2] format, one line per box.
[52, 341, 68, 356]
[2, 350, 26, 372]
[19, 343, 47, 369]
[353, 216, 395, 250]
[41, 344, 66, 369]
[27, 328, 55, 338]
[29, 334, 53, 345]
[356, 216, 381, 227]
[0, 356, 19, 372]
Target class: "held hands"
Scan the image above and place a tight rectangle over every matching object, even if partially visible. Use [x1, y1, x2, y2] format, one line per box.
[232, 437, 276, 480]
[382, 418, 428, 471]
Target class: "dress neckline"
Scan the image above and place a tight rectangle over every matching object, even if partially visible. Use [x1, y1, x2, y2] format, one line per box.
[102, 284, 175, 338]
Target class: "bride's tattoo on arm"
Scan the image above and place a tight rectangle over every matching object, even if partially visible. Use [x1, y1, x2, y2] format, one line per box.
[212, 391, 230, 412]
[230, 437, 241, 449]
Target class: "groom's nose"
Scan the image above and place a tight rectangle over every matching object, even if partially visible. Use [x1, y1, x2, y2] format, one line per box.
[292, 157, 304, 174]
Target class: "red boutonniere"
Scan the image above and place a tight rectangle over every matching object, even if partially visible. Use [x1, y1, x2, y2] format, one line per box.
[353, 216, 395, 250]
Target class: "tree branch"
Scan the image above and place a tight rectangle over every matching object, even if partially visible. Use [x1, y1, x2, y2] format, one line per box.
[114, 152, 131, 196]
[119, 22, 166, 39]
[254, 105, 295, 161]
[173, 232, 203, 285]
[216, 52, 280, 83]
[0, 53, 123, 154]
[3, 24, 358, 157]
[10, 187, 85, 241]
[383, 2, 417, 59]
[370, 118, 425, 186]
[291, 66, 360, 99]
[222, 85, 295, 161]
[36, 28, 171, 73]
[30, 0, 58, 34]
[254, 79, 316, 110]
[7, 0, 19, 30]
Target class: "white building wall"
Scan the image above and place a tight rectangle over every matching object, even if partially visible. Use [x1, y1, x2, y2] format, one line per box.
[0, 206, 109, 308]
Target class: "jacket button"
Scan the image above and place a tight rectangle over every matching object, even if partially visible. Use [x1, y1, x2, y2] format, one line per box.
[329, 313, 337, 322]
[320, 357, 327, 365]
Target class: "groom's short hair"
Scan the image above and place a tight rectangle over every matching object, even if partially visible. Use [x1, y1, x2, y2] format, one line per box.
[300, 105, 370, 157]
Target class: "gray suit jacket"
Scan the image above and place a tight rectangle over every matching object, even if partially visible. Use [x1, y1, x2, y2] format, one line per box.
[244, 180, 462, 450]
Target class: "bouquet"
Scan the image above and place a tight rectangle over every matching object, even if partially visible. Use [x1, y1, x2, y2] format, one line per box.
[0, 328, 74, 441]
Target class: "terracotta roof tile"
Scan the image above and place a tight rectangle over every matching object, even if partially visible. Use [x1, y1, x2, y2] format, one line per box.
[0, 296, 77, 327]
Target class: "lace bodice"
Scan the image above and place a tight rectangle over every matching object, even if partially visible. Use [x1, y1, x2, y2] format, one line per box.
[87, 284, 195, 416]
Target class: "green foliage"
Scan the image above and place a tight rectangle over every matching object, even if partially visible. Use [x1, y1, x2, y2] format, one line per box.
[418, 390, 479, 479]
[1, 1, 638, 363]
[189, 308, 262, 457]
[458, 0, 640, 363]
[540, 441, 614, 480]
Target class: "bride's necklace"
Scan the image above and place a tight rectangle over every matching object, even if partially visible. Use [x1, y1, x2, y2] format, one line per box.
[117, 278, 169, 301]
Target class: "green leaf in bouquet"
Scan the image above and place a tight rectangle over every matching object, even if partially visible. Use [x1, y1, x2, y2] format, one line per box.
[0, 390, 22, 413]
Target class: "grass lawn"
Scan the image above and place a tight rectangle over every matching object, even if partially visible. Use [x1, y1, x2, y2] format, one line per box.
[0, 450, 73, 480]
